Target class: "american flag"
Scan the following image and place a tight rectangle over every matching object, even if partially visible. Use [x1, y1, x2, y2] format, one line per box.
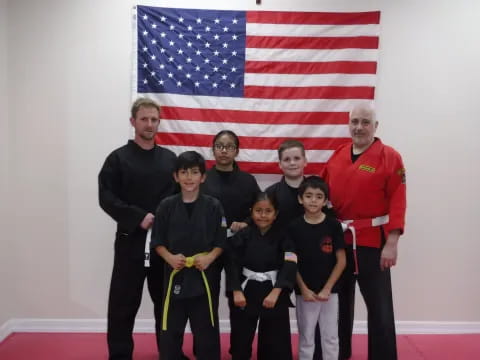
[134, 6, 380, 174]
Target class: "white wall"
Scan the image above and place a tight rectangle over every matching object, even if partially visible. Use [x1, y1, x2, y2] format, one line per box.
[1, 0, 480, 328]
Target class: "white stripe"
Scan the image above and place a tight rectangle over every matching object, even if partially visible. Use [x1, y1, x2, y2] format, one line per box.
[247, 23, 380, 37]
[245, 48, 378, 62]
[244, 73, 376, 87]
[165, 146, 333, 163]
[159, 120, 349, 138]
[147, 93, 373, 112]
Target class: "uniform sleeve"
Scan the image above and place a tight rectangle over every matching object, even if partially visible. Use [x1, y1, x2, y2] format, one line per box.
[224, 231, 245, 292]
[211, 200, 227, 249]
[150, 199, 170, 249]
[274, 234, 297, 290]
[385, 151, 407, 235]
[332, 219, 346, 251]
[98, 152, 146, 232]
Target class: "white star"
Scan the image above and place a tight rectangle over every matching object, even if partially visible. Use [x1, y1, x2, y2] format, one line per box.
[186, 57, 192, 63]
[231, 50, 237, 56]
[152, 23, 157, 29]
[213, 50, 220, 56]
[213, 66, 219, 72]
[168, 72, 174, 78]
[196, 34, 202, 40]
[205, 26, 211, 32]
[143, 30, 148, 36]
[213, 82, 218, 88]
[159, 79, 164, 85]
[214, 19, 220, 24]
[177, 49, 183, 55]
[196, 18, 202, 24]
[151, 55, 156, 60]
[223, 43, 228, 48]
[223, 26, 229, 32]
[222, 74, 227, 80]
[160, 48, 166, 53]
[232, 19, 238, 24]
[169, 40, 175, 46]
[177, 65, 183, 70]
[178, 33, 184, 39]
[151, 39, 157, 44]
[195, 66, 201, 71]
[186, 73, 191, 79]
[222, 59, 228, 64]
[205, 42, 211, 48]
[230, 83, 236, 88]
[143, 47, 148, 52]
[231, 67, 237, 72]
[143, 15, 148, 20]
[204, 58, 210, 64]
[187, 42, 193, 47]
[196, 50, 202, 56]
[179, 17, 184, 23]
[204, 74, 209, 80]
[232, 35, 238, 40]
[159, 64, 165, 69]
[169, 25, 175, 30]
[214, 34, 220, 40]
[143, 79, 148, 84]
[160, 32, 166, 38]
[195, 81, 200, 87]
[160, 16, 166, 22]
[150, 71, 156, 76]
[168, 56, 174, 62]
[177, 81, 182, 87]
[187, 25, 193, 31]
[143, 63, 148, 68]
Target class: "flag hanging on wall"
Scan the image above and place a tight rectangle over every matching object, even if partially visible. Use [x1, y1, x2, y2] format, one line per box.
[133, 6, 380, 174]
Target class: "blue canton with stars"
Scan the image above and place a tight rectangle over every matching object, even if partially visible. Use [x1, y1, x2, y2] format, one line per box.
[137, 6, 246, 97]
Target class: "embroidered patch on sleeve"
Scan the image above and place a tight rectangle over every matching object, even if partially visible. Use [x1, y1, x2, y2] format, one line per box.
[221, 216, 227, 228]
[284, 252, 298, 263]
[397, 168, 406, 184]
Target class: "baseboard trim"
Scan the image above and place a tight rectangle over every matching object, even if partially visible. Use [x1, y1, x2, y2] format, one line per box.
[2, 318, 480, 343]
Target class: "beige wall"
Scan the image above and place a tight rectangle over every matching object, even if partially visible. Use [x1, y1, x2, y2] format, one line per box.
[1, 0, 480, 328]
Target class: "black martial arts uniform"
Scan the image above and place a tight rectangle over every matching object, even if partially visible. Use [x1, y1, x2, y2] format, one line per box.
[151, 193, 227, 360]
[225, 224, 296, 360]
[98, 140, 176, 360]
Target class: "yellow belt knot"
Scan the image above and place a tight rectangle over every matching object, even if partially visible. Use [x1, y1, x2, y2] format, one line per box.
[162, 252, 215, 331]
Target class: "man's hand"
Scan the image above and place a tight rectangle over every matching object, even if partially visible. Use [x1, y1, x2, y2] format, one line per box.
[193, 253, 214, 271]
[233, 290, 247, 308]
[166, 253, 186, 270]
[381, 230, 400, 270]
[140, 213, 155, 230]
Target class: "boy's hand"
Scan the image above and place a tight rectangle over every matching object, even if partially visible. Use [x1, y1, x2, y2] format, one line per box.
[140, 213, 155, 230]
[317, 288, 331, 301]
[233, 290, 247, 308]
[230, 221, 248, 233]
[301, 288, 318, 302]
[263, 289, 280, 308]
[167, 253, 186, 270]
[193, 253, 214, 271]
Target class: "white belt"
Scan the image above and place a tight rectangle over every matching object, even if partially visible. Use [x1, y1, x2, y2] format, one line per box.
[241, 267, 278, 290]
[144, 228, 152, 267]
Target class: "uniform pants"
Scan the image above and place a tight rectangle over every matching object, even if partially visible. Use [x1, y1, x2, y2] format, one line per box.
[229, 298, 293, 360]
[296, 294, 339, 360]
[107, 234, 164, 360]
[338, 246, 397, 360]
[160, 295, 220, 360]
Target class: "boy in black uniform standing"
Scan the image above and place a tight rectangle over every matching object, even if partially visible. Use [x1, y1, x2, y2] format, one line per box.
[98, 98, 177, 360]
[151, 151, 226, 360]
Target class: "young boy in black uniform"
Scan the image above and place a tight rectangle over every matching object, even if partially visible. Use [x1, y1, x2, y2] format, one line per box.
[288, 176, 346, 360]
[151, 151, 226, 360]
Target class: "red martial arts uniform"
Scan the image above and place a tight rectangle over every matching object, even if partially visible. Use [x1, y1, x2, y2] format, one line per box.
[323, 138, 406, 360]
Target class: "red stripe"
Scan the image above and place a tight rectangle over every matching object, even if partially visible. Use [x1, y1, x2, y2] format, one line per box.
[161, 106, 348, 125]
[245, 61, 377, 74]
[207, 160, 326, 175]
[244, 86, 375, 99]
[156, 133, 350, 150]
[247, 11, 381, 25]
[246, 36, 378, 49]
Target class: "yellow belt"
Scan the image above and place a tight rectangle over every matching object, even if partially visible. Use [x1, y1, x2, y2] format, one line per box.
[162, 252, 214, 330]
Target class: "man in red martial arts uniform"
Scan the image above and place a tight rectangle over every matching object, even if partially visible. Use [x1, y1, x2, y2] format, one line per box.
[323, 104, 406, 360]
